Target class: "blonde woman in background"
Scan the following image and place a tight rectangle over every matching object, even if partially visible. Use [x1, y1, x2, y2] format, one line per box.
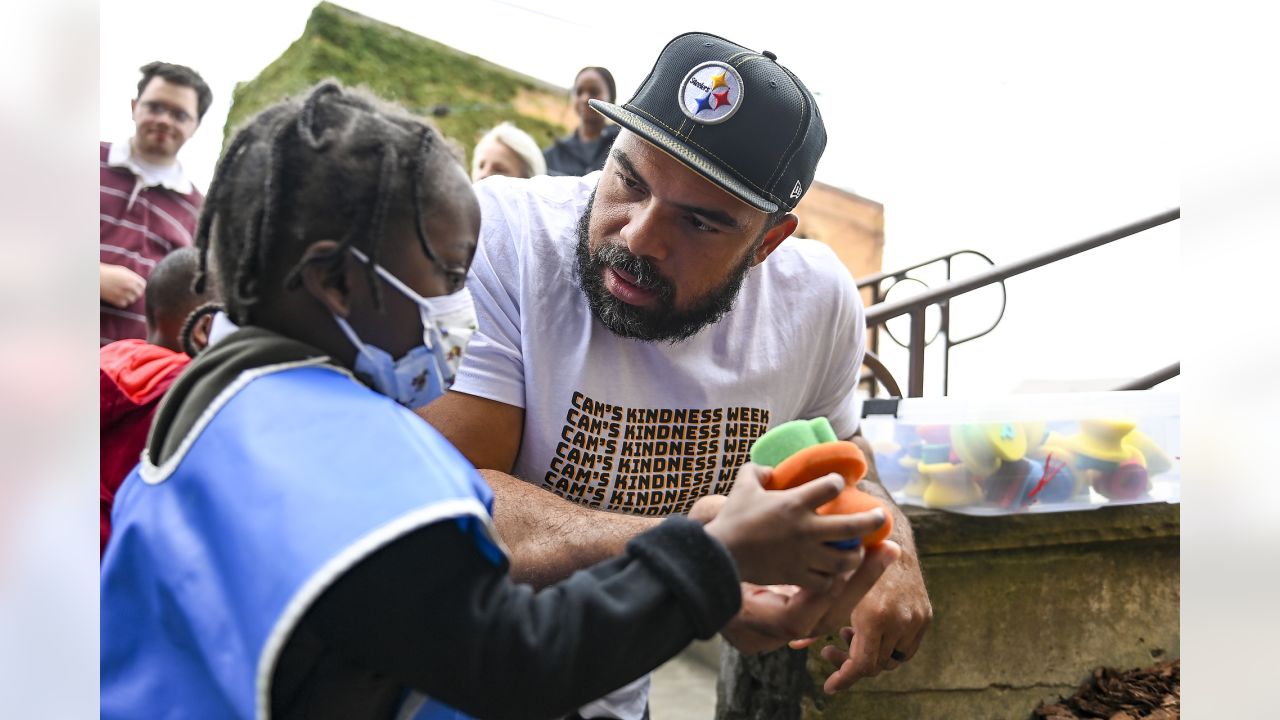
[471, 122, 546, 181]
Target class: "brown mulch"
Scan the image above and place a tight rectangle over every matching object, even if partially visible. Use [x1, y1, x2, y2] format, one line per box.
[1032, 659, 1179, 720]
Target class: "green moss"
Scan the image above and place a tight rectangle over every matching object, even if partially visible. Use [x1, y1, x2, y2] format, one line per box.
[222, 2, 569, 163]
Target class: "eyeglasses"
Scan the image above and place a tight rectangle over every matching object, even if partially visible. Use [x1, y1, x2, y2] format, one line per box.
[139, 101, 194, 125]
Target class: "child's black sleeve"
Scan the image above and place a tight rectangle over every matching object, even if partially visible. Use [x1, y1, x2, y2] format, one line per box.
[278, 515, 741, 719]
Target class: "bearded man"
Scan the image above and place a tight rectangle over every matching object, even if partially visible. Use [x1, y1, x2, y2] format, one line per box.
[421, 31, 932, 720]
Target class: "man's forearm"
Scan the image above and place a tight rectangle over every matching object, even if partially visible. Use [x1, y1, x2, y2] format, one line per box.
[851, 436, 918, 559]
[480, 469, 659, 588]
[856, 478, 918, 566]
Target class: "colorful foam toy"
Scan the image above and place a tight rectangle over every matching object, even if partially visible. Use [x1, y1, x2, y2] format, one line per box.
[900, 451, 928, 498]
[920, 460, 983, 508]
[1038, 433, 1093, 500]
[950, 422, 1028, 479]
[916, 424, 952, 445]
[879, 417, 1172, 511]
[870, 439, 908, 492]
[981, 452, 1080, 508]
[906, 442, 962, 502]
[1091, 460, 1150, 500]
[981, 458, 1033, 508]
[1022, 451, 1080, 504]
[1068, 420, 1139, 469]
[1122, 429, 1173, 476]
[1064, 419, 1152, 501]
[749, 418, 892, 549]
[973, 423, 1069, 509]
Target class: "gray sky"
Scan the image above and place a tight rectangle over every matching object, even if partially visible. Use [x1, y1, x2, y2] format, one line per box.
[101, 0, 1181, 395]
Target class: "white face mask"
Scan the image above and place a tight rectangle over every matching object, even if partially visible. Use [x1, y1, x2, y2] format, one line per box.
[333, 247, 477, 409]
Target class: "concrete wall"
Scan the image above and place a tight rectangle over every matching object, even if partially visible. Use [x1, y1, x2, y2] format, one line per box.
[809, 503, 1180, 720]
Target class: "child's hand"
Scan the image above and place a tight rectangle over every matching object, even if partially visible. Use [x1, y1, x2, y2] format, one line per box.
[704, 463, 887, 591]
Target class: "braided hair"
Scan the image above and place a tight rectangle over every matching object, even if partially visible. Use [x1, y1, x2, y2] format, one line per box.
[192, 80, 457, 326]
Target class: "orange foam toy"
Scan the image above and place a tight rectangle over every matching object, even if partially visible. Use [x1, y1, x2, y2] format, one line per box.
[762, 436, 892, 547]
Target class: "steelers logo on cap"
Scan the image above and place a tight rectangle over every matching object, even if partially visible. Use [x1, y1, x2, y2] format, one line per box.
[678, 61, 744, 125]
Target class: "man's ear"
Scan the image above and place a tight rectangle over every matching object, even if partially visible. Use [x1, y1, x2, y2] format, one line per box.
[189, 313, 214, 354]
[752, 213, 799, 266]
[297, 241, 356, 318]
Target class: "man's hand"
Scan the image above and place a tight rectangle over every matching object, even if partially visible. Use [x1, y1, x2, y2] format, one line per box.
[793, 550, 931, 693]
[720, 540, 900, 655]
[786, 435, 934, 694]
[100, 263, 146, 308]
[720, 583, 832, 655]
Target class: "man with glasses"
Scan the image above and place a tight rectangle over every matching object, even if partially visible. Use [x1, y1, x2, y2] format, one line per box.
[100, 61, 212, 345]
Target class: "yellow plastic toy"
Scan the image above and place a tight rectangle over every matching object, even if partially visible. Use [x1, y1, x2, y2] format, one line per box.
[1122, 428, 1173, 476]
[950, 422, 1028, 480]
[906, 442, 950, 499]
[1067, 419, 1144, 465]
[901, 455, 928, 498]
[920, 461, 983, 508]
[1063, 420, 1154, 500]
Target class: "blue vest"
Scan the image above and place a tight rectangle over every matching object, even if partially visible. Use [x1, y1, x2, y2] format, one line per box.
[101, 359, 503, 719]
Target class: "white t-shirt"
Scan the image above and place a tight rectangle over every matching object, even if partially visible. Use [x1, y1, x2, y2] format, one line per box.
[454, 172, 867, 718]
[458, 172, 866, 513]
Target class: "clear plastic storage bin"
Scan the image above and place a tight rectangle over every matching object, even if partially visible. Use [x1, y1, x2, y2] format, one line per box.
[860, 391, 1180, 515]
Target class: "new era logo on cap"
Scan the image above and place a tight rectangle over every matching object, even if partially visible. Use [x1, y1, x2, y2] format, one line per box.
[589, 31, 827, 214]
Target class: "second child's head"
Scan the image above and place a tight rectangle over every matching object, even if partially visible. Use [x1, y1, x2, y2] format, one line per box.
[144, 247, 212, 353]
[194, 81, 480, 391]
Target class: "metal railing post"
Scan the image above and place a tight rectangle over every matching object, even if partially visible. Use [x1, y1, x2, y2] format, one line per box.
[909, 308, 926, 397]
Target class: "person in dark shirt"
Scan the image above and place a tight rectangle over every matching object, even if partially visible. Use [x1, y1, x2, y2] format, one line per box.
[543, 66, 621, 176]
[100, 79, 896, 720]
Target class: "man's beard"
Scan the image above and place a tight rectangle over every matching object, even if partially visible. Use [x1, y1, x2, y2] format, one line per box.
[573, 191, 758, 343]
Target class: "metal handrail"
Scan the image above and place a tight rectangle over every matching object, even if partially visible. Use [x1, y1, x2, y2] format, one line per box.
[1113, 363, 1181, 391]
[857, 249, 993, 290]
[863, 209, 1180, 396]
[857, 249, 1006, 396]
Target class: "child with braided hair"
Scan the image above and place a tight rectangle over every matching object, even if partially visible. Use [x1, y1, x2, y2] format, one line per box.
[99, 80, 890, 720]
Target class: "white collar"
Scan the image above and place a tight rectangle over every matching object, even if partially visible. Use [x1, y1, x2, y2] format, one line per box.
[206, 311, 240, 347]
[107, 137, 194, 194]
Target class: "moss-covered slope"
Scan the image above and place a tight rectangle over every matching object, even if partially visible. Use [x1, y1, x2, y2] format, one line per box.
[222, 2, 569, 161]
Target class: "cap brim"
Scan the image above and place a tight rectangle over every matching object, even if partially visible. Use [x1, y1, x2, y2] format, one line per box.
[589, 99, 779, 213]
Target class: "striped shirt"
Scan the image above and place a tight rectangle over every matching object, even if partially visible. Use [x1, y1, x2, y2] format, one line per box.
[100, 141, 204, 345]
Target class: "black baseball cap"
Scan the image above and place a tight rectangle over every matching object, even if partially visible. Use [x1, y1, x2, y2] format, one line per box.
[589, 31, 827, 214]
